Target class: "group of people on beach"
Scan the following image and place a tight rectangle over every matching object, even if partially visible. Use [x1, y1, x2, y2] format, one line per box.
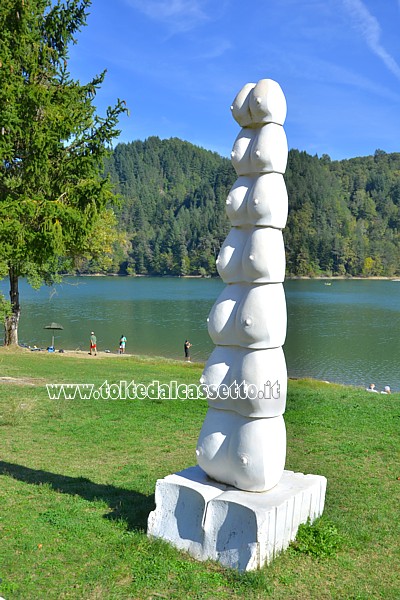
[89, 332, 127, 355]
[366, 383, 391, 394]
[89, 331, 193, 361]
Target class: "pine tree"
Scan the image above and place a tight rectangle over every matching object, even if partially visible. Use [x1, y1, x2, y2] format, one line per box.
[0, 0, 127, 344]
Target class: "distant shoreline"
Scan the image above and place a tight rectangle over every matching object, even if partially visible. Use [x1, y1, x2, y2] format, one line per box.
[73, 273, 400, 281]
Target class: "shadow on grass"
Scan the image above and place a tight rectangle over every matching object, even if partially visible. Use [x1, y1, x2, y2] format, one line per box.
[0, 460, 155, 531]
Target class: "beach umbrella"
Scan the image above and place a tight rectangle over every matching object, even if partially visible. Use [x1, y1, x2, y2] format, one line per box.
[44, 322, 63, 348]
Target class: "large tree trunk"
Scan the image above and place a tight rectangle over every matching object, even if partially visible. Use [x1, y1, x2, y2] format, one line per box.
[4, 267, 20, 346]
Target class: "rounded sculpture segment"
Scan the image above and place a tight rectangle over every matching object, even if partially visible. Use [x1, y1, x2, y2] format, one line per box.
[196, 409, 287, 492]
[231, 78, 287, 127]
[225, 173, 288, 228]
[198, 77, 289, 492]
[231, 124, 288, 176]
[207, 283, 287, 348]
[217, 227, 286, 284]
[201, 345, 287, 418]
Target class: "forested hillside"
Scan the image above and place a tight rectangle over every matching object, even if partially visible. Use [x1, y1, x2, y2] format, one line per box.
[84, 137, 400, 277]
[285, 150, 400, 276]
[102, 136, 233, 277]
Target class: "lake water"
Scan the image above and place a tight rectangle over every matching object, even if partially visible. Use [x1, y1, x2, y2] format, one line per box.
[1, 276, 399, 392]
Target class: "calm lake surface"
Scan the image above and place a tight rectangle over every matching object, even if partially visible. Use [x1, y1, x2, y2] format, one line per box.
[1, 277, 400, 391]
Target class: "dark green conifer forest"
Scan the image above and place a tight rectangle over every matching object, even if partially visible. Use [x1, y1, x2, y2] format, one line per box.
[81, 137, 400, 278]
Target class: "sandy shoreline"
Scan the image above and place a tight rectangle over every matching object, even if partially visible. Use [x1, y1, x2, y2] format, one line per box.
[2, 345, 189, 363]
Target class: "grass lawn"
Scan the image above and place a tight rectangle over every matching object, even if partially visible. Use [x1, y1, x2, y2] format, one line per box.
[0, 347, 399, 599]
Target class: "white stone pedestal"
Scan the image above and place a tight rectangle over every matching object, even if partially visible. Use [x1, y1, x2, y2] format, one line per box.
[147, 466, 327, 571]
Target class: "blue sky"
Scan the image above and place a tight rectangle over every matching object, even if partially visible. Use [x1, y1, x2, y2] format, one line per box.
[68, 0, 400, 161]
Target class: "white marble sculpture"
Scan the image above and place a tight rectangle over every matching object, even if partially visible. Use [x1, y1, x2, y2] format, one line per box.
[147, 80, 327, 570]
[196, 78, 289, 492]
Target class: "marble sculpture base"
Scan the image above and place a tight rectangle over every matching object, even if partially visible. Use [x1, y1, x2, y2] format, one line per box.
[147, 465, 327, 571]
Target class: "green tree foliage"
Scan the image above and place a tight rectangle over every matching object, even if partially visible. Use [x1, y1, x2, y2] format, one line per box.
[0, 0, 126, 344]
[105, 140, 400, 279]
[104, 137, 234, 276]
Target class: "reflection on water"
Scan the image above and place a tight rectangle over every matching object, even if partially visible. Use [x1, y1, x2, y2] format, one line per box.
[1, 276, 399, 391]
[285, 279, 400, 390]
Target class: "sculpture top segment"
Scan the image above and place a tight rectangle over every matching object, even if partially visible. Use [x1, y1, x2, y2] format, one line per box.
[230, 79, 287, 128]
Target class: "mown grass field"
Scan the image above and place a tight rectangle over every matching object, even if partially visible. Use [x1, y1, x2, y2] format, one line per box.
[0, 348, 399, 599]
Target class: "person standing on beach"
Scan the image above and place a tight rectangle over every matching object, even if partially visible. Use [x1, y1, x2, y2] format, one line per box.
[90, 331, 97, 356]
[119, 334, 127, 354]
[184, 339, 192, 362]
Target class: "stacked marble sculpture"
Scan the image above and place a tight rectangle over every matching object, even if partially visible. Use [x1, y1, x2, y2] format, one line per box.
[148, 79, 327, 571]
[196, 78, 288, 492]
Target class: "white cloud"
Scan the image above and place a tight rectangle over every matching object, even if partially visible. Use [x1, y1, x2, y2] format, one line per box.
[194, 39, 232, 60]
[342, 0, 400, 80]
[124, 0, 209, 33]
